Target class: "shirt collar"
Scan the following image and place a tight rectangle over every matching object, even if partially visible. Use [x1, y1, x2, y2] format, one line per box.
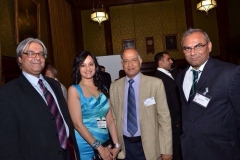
[126, 73, 140, 84]
[157, 68, 171, 74]
[22, 71, 45, 86]
[188, 59, 208, 72]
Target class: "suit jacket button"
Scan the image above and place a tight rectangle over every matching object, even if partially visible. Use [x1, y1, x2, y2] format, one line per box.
[52, 117, 55, 121]
[56, 133, 58, 136]
[58, 150, 61, 154]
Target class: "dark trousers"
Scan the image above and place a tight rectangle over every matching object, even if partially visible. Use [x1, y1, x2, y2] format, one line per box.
[122, 136, 146, 160]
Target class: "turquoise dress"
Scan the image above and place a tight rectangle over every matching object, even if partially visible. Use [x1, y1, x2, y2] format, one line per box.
[73, 85, 110, 160]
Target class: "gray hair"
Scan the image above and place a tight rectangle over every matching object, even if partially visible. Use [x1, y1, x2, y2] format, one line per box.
[181, 28, 211, 46]
[120, 48, 141, 59]
[16, 38, 47, 68]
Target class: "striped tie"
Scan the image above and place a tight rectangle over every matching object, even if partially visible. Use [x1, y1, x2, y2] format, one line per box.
[38, 79, 67, 149]
[188, 70, 199, 103]
[127, 79, 138, 136]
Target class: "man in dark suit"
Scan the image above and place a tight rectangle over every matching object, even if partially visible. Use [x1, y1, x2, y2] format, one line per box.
[176, 28, 240, 160]
[154, 51, 182, 160]
[0, 38, 79, 160]
[170, 58, 181, 79]
[99, 65, 112, 91]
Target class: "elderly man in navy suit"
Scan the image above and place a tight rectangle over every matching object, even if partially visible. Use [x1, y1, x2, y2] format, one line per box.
[176, 28, 240, 160]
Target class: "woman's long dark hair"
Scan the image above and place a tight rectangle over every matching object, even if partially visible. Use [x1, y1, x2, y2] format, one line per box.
[71, 51, 109, 98]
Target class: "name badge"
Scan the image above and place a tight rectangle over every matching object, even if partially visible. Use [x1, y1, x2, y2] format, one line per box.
[144, 97, 156, 107]
[96, 117, 107, 129]
[193, 91, 211, 108]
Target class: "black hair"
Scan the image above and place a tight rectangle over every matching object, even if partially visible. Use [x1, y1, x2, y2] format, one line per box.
[71, 51, 109, 98]
[154, 51, 169, 66]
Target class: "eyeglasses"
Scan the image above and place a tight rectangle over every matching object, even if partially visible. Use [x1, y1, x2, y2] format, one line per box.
[183, 42, 208, 53]
[23, 51, 46, 58]
[122, 58, 139, 65]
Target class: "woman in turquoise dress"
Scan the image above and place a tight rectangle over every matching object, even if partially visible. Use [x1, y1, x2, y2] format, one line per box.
[68, 51, 121, 160]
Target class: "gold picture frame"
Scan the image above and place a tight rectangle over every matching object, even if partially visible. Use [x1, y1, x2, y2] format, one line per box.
[15, 0, 40, 44]
[164, 34, 178, 51]
[122, 38, 135, 50]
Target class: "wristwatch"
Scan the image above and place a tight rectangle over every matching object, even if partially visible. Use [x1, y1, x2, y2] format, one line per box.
[92, 140, 101, 149]
[114, 143, 121, 148]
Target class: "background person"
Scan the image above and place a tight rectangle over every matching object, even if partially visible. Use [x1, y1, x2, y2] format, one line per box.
[170, 58, 181, 79]
[100, 65, 106, 72]
[0, 38, 79, 160]
[110, 48, 172, 160]
[67, 51, 121, 160]
[99, 65, 112, 91]
[115, 69, 126, 81]
[154, 51, 182, 160]
[176, 28, 240, 160]
[44, 64, 68, 101]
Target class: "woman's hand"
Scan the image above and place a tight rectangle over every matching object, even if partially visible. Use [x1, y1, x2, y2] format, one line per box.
[110, 147, 121, 159]
[97, 146, 113, 160]
[161, 154, 172, 160]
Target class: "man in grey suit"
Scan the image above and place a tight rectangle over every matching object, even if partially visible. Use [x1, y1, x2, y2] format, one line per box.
[0, 38, 79, 160]
[110, 48, 172, 160]
[176, 28, 240, 160]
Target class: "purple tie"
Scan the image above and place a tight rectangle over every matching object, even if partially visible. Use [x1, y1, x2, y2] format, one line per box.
[38, 79, 67, 149]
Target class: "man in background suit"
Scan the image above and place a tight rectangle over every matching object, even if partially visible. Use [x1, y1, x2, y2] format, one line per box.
[154, 51, 182, 160]
[110, 48, 172, 160]
[0, 38, 79, 160]
[170, 58, 181, 79]
[99, 65, 112, 91]
[44, 64, 68, 101]
[176, 28, 240, 160]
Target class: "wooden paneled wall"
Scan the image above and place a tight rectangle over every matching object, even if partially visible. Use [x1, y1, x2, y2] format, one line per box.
[47, 0, 77, 88]
[1, 56, 21, 85]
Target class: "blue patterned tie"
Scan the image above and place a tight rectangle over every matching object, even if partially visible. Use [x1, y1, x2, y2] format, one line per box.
[188, 70, 199, 103]
[38, 79, 67, 149]
[127, 79, 138, 136]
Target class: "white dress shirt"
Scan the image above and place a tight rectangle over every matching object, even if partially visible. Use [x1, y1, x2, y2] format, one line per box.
[157, 68, 174, 80]
[182, 60, 208, 100]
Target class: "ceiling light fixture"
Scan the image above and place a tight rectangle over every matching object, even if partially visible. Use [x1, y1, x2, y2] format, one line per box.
[197, 0, 217, 15]
[91, 0, 108, 26]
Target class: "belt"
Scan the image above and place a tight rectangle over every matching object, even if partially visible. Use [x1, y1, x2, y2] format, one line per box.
[123, 135, 141, 143]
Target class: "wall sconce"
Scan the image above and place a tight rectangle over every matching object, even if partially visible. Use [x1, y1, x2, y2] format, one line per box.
[91, 0, 108, 26]
[197, 0, 217, 15]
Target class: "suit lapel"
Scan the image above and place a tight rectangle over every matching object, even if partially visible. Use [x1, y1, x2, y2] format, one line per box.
[196, 57, 214, 91]
[118, 77, 126, 124]
[139, 73, 146, 120]
[156, 70, 175, 82]
[179, 67, 190, 105]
